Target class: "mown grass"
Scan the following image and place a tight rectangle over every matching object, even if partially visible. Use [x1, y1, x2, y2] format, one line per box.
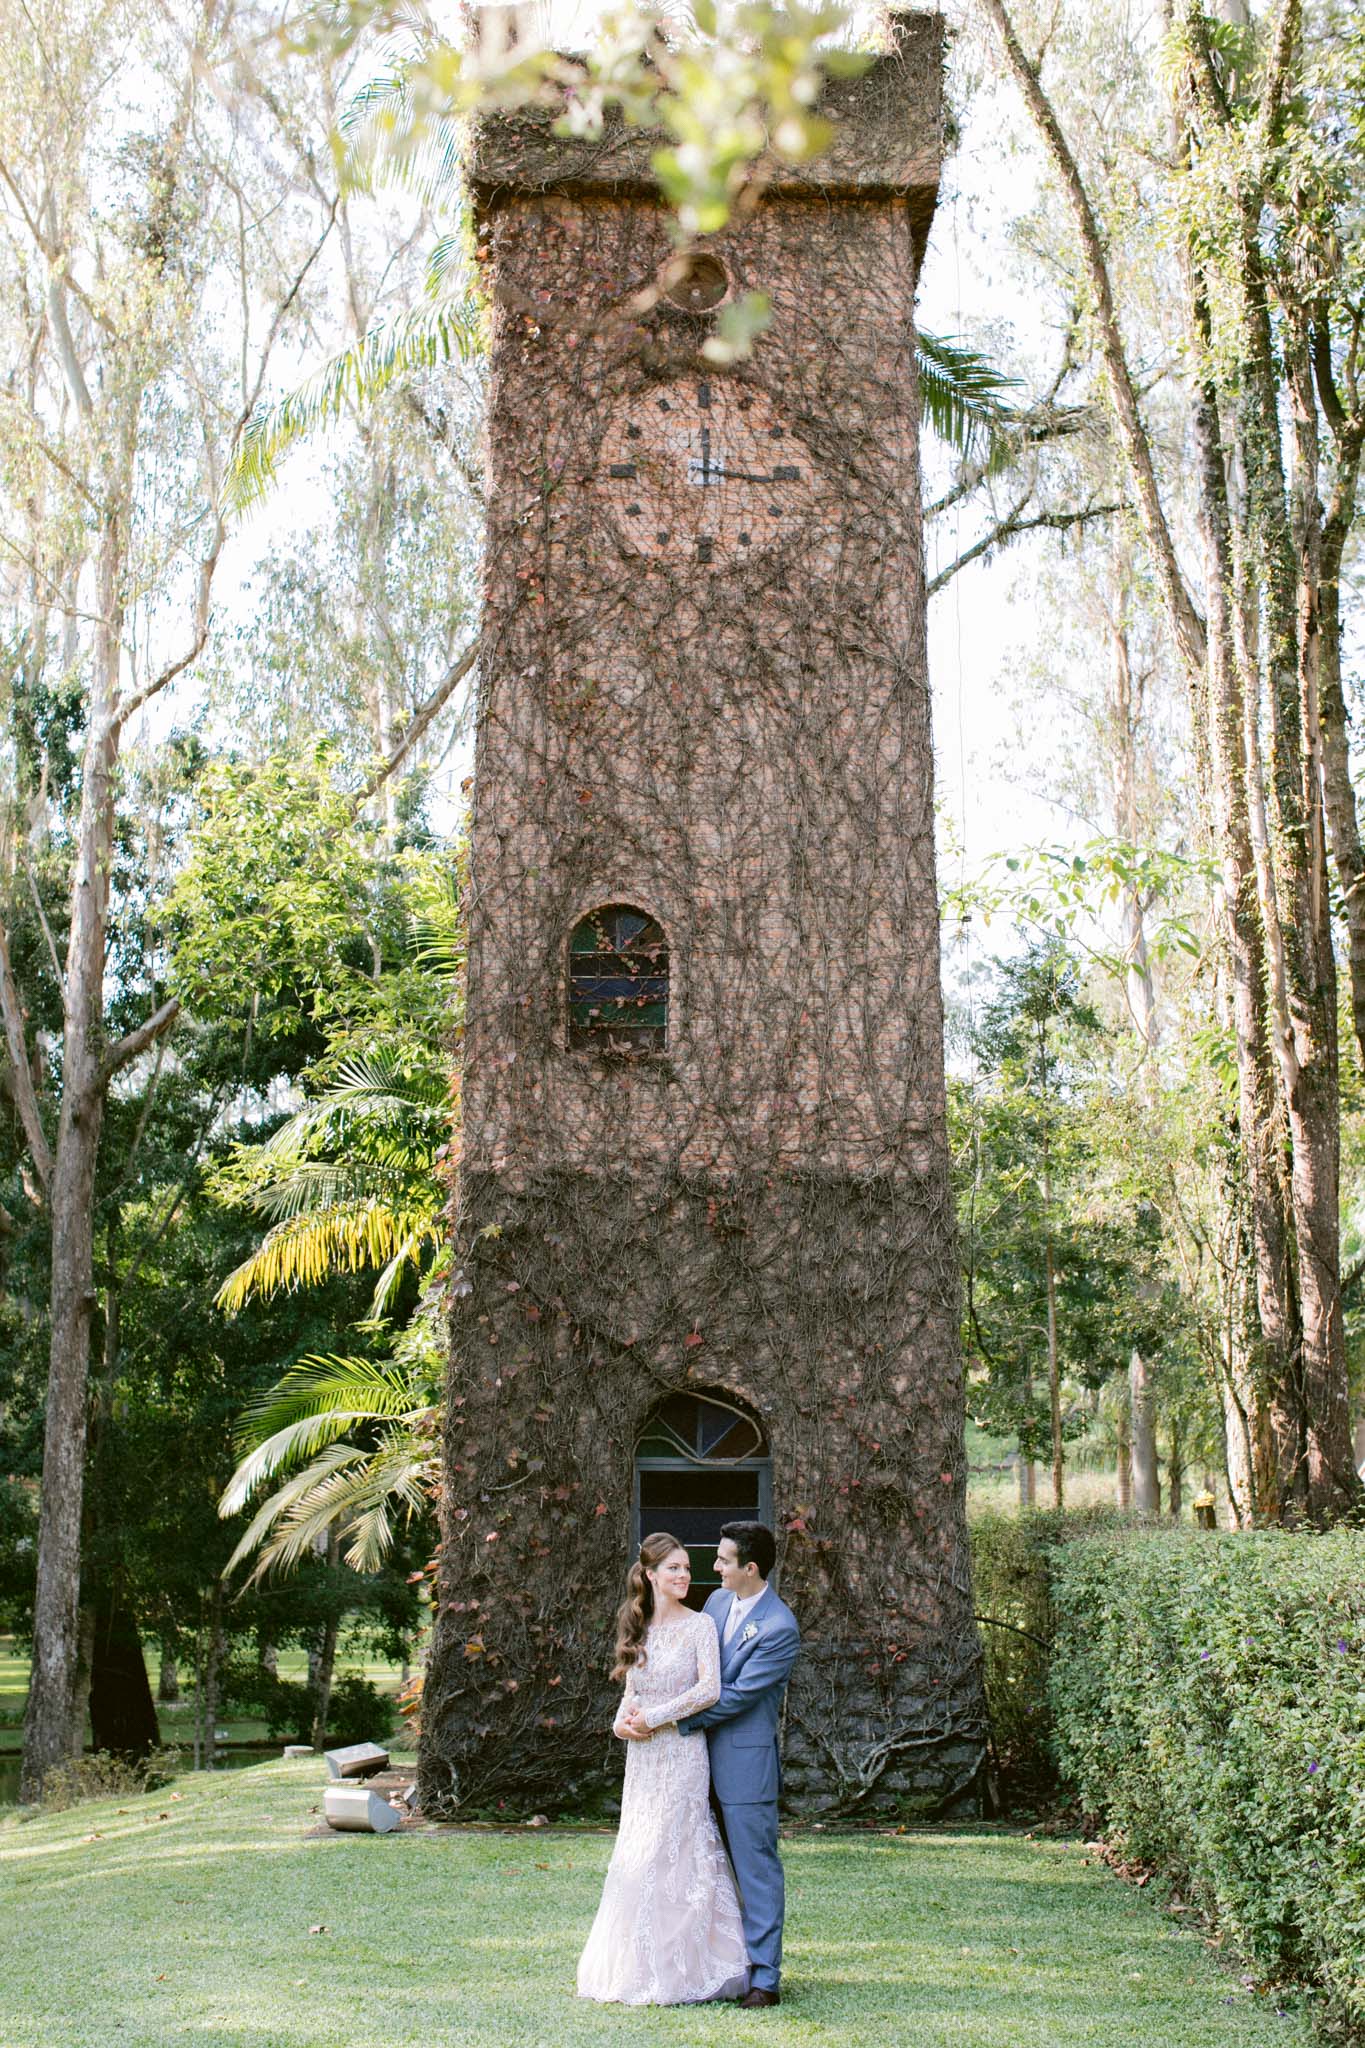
[0, 1759, 1315, 2048]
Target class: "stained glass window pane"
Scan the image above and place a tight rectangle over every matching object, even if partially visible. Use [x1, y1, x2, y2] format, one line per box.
[568, 903, 669, 1052]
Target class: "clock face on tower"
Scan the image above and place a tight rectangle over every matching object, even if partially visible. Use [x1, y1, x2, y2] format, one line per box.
[591, 377, 817, 564]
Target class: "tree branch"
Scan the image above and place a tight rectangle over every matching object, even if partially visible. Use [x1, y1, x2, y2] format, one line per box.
[110, 206, 339, 740]
[97, 996, 181, 1091]
[352, 637, 480, 814]
[976, 0, 1208, 678]
[927, 498, 1124, 598]
[24, 861, 63, 990]
[0, 912, 53, 1192]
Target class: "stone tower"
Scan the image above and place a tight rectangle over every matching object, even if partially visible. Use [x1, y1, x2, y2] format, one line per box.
[418, 10, 986, 1817]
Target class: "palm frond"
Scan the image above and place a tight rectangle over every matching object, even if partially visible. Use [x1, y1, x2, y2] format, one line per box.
[233, 1351, 434, 1454]
[227, 300, 483, 510]
[216, 1199, 440, 1308]
[370, 1222, 439, 1318]
[916, 330, 1018, 463]
[339, 66, 465, 213]
[231, 1431, 435, 1582]
[222, 1445, 366, 1579]
[219, 1406, 384, 1518]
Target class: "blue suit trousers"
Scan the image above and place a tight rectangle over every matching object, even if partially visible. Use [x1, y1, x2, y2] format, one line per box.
[712, 1791, 784, 1990]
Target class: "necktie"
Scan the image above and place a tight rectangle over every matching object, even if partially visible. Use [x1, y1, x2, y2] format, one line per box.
[724, 1596, 743, 1645]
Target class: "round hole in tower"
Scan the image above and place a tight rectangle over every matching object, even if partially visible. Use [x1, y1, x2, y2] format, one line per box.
[660, 252, 731, 315]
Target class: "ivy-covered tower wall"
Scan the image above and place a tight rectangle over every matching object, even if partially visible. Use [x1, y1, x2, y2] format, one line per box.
[419, 12, 986, 1817]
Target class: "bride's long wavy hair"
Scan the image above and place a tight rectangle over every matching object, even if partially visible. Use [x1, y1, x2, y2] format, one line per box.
[611, 1531, 686, 1681]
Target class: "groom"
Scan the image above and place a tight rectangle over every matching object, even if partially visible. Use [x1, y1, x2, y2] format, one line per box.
[629, 1520, 800, 2008]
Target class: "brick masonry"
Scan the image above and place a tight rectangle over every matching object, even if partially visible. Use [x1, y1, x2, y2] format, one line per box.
[418, 11, 987, 1818]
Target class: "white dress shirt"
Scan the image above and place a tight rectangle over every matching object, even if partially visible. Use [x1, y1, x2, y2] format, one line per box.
[723, 1587, 765, 1646]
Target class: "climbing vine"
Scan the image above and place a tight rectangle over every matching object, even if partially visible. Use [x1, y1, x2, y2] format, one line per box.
[418, 26, 986, 1819]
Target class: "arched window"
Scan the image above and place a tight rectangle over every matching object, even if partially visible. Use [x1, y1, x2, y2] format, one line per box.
[568, 904, 669, 1053]
[634, 1393, 772, 1609]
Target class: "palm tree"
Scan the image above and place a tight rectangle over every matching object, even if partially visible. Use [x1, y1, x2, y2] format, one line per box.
[217, 867, 461, 1580]
[219, 1334, 442, 1582]
[215, 1046, 451, 1320]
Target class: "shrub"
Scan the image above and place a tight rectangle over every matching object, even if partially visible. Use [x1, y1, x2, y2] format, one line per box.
[968, 1506, 1124, 1791]
[324, 1674, 396, 1747]
[220, 1662, 314, 1741]
[1050, 1529, 1365, 2034]
[40, 1748, 181, 1811]
[219, 1663, 397, 1746]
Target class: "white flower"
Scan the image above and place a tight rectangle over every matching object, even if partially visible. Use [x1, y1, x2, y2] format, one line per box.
[741, 1623, 759, 1642]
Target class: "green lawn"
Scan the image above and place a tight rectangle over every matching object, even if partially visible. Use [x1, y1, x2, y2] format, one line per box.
[0, 1759, 1313, 2048]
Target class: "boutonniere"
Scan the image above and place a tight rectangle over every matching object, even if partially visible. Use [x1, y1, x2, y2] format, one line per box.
[740, 1623, 760, 1643]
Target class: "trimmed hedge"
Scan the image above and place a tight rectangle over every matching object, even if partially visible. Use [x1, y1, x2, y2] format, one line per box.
[1050, 1530, 1365, 2033]
[969, 1506, 1126, 1790]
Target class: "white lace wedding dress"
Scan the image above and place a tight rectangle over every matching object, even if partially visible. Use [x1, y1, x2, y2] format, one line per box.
[576, 1608, 749, 2005]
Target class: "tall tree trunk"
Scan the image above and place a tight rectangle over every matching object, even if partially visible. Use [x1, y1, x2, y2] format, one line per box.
[1129, 1349, 1160, 1513]
[1045, 1240, 1063, 1509]
[69, 1604, 96, 1763]
[157, 1643, 181, 1704]
[1167, 1419, 1183, 1520]
[20, 497, 123, 1802]
[1116, 1403, 1132, 1510]
[310, 1539, 342, 1750]
[89, 1597, 160, 1757]
[200, 1579, 225, 1766]
[981, 0, 1363, 1527]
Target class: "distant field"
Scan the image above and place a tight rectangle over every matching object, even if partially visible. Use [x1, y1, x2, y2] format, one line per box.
[0, 1634, 406, 1789]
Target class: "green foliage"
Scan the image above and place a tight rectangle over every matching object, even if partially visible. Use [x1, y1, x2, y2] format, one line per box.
[968, 1507, 1127, 1791]
[915, 330, 1019, 468]
[228, 303, 483, 511]
[950, 839, 1212, 976]
[220, 1664, 396, 1745]
[1050, 1530, 1365, 2032]
[163, 750, 375, 1044]
[218, 1332, 442, 1580]
[952, 942, 1190, 1457]
[210, 836, 461, 1580]
[38, 1749, 180, 1812]
[325, 1672, 398, 1747]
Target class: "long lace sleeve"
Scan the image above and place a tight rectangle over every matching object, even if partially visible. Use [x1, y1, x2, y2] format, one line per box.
[641, 1616, 721, 1729]
[611, 1665, 637, 1739]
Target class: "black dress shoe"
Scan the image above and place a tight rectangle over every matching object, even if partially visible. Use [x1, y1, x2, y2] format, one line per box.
[738, 1987, 781, 2008]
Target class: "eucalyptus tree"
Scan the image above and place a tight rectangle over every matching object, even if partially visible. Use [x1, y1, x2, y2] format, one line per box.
[0, 0, 350, 1797]
[975, 0, 1365, 1523]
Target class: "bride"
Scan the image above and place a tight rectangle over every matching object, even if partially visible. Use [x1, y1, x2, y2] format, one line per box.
[576, 1532, 750, 2006]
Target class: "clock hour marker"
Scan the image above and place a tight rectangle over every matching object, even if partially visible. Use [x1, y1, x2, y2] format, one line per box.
[609, 463, 637, 478]
[625, 424, 641, 439]
[769, 426, 784, 439]
[698, 381, 712, 408]
[626, 503, 642, 516]
[773, 465, 800, 481]
[697, 536, 713, 562]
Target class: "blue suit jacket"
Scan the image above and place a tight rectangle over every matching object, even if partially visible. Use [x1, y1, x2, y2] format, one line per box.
[678, 1584, 800, 1805]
